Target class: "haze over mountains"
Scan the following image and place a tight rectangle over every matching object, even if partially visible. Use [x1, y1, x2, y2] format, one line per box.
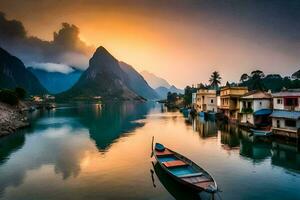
[59, 46, 158, 101]
[119, 62, 158, 100]
[28, 67, 83, 94]
[0, 47, 47, 94]
[141, 70, 183, 99]
[0, 12, 184, 100]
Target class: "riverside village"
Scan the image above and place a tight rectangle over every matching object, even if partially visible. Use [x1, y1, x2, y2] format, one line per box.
[0, 1, 300, 200]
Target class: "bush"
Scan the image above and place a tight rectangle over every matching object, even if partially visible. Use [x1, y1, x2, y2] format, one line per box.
[0, 89, 19, 105]
[15, 87, 26, 99]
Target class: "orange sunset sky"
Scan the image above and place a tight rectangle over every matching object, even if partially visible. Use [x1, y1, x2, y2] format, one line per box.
[0, 0, 299, 88]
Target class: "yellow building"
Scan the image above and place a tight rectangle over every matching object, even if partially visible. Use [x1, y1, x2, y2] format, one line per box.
[219, 86, 248, 121]
[195, 89, 217, 113]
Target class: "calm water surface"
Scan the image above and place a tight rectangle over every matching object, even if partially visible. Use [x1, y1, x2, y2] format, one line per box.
[0, 102, 299, 200]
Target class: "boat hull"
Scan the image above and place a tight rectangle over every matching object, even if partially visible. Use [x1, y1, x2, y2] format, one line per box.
[153, 144, 217, 193]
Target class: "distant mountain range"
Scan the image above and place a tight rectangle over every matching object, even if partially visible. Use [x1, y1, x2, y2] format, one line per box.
[0, 47, 47, 94]
[119, 62, 158, 100]
[28, 67, 83, 94]
[140, 70, 183, 99]
[155, 85, 184, 99]
[140, 71, 171, 89]
[0, 45, 182, 100]
[59, 46, 158, 101]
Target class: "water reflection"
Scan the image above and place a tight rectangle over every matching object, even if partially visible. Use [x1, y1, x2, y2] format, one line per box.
[191, 116, 300, 168]
[272, 140, 300, 171]
[0, 102, 153, 199]
[0, 104, 299, 200]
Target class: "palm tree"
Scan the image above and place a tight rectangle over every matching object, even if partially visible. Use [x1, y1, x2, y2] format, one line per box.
[209, 71, 222, 88]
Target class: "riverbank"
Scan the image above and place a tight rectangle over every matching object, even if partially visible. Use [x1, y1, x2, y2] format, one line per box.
[0, 102, 30, 137]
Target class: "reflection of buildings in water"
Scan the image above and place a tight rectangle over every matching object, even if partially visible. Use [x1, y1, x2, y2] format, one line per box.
[219, 124, 241, 149]
[240, 140, 272, 162]
[271, 141, 300, 171]
[193, 117, 217, 138]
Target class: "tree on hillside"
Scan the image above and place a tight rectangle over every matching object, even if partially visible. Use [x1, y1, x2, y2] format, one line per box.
[250, 70, 265, 90]
[240, 73, 249, 83]
[209, 71, 222, 88]
[292, 69, 300, 79]
[184, 86, 197, 105]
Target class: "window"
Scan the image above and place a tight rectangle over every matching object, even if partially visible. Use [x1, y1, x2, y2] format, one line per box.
[285, 97, 298, 106]
[285, 119, 296, 127]
[247, 102, 252, 108]
[276, 120, 280, 128]
[259, 102, 262, 106]
[277, 98, 282, 104]
[211, 99, 214, 103]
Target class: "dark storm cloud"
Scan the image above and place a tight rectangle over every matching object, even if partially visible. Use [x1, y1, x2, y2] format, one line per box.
[0, 12, 92, 69]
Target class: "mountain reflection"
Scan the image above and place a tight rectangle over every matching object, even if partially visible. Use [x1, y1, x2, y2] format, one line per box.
[0, 102, 152, 198]
[78, 102, 150, 151]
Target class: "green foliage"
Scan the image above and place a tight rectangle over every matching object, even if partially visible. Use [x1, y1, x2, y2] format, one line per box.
[241, 107, 253, 114]
[0, 89, 19, 105]
[183, 86, 197, 105]
[239, 71, 300, 92]
[292, 69, 300, 79]
[167, 92, 179, 102]
[15, 87, 26, 99]
[240, 73, 249, 83]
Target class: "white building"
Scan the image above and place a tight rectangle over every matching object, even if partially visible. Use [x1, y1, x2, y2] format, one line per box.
[272, 90, 300, 111]
[271, 90, 300, 138]
[195, 89, 217, 113]
[239, 91, 272, 125]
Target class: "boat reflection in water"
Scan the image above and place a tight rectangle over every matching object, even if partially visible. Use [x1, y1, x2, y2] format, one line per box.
[151, 162, 219, 200]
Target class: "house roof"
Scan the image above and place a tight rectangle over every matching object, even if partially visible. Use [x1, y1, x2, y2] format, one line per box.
[220, 86, 248, 91]
[272, 91, 300, 97]
[253, 109, 273, 116]
[270, 110, 300, 120]
[242, 91, 272, 99]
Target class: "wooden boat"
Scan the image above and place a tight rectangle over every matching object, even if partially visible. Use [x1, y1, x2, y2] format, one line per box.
[152, 142, 218, 194]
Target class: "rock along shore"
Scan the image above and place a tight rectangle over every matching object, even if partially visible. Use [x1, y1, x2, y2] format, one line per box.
[0, 102, 30, 137]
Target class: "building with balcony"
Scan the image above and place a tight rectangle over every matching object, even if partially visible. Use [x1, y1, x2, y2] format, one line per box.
[272, 90, 300, 111]
[271, 90, 300, 139]
[194, 89, 217, 113]
[239, 91, 272, 126]
[219, 86, 248, 121]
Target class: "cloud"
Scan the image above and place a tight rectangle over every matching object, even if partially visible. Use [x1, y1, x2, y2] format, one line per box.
[30, 62, 75, 74]
[0, 12, 93, 69]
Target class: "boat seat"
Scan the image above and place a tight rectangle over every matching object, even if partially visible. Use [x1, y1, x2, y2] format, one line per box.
[182, 176, 211, 184]
[163, 160, 187, 168]
[195, 181, 215, 189]
[178, 172, 203, 178]
[155, 149, 173, 157]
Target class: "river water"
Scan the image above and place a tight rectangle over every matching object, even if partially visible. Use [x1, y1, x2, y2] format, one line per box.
[0, 102, 299, 200]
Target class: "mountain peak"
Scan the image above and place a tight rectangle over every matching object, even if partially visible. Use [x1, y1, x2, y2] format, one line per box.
[94, 46, 111, 56]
